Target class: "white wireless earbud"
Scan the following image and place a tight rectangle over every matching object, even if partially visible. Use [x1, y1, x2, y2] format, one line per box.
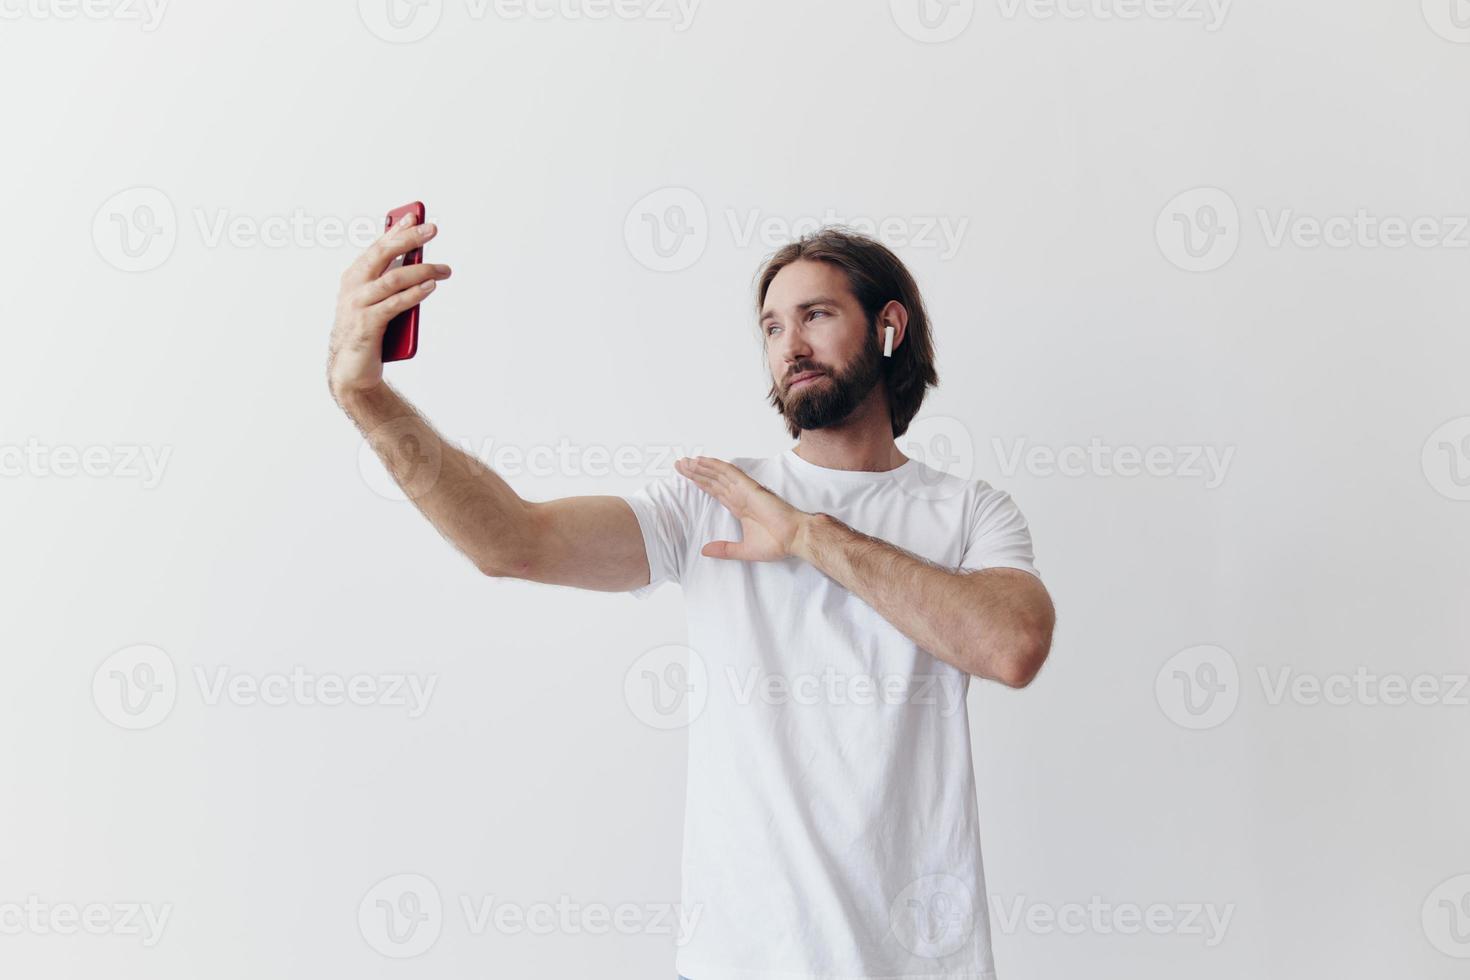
[883, 324, 895, 358]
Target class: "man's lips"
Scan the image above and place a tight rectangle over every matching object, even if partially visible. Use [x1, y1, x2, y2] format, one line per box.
[787, 371, 826, 391]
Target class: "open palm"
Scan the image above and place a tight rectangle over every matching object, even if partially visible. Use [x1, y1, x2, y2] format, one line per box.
[674, 456, 806, 563]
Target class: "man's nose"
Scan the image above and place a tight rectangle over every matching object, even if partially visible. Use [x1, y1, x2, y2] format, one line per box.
[773, 323, 811, 364]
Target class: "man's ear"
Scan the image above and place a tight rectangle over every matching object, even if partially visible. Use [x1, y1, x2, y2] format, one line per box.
[877, 301, 909, 355]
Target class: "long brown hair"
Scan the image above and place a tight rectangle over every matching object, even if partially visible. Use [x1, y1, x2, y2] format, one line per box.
[755, 227, 938, 438]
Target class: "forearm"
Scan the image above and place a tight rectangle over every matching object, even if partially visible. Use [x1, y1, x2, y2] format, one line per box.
[791, 513, 1053, 686]
[335, 382, 536, 576]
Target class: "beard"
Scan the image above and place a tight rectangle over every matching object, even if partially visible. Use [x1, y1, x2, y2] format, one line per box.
[771, 328, 884, 437]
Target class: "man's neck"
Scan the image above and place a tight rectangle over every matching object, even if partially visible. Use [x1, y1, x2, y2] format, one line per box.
[792, 397, 908, 473]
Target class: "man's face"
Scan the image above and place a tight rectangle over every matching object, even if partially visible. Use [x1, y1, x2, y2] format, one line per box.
[761, 260, 883, 434]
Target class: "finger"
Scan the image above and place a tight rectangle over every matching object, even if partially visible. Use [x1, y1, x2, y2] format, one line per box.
[700, 540, 747, 561]
[676, 459, 727, 502]
[366, 278, 437, 321]
[356, 262, 452, 306]
[348, 215, 439, 285]
[679, 456, 731, 486]
[690, 456, 757, 494]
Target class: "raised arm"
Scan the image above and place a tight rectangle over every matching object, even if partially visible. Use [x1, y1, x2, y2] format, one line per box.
[327, 212, 650, 592]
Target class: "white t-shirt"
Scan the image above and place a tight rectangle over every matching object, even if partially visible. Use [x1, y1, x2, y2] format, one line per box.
[621, 447, 1041, 980]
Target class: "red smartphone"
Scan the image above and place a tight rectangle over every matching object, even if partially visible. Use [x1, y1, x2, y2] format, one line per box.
[382, 200, 425, 362]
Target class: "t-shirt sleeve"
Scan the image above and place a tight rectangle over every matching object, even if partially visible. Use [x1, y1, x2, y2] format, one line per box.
[619, 471, 700, 599]
[958, 483, 1041, 579]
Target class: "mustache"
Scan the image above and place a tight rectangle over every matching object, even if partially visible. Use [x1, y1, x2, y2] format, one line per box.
[784, 363, 829, 384]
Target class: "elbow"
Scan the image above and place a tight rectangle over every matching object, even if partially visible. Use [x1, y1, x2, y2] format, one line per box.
[475, 557, 511, 579]
[985, 618, 1053, 689]
[475, 550, 534, 580]
[474, 502, 541, 580]
[993, 642, 1047, 688]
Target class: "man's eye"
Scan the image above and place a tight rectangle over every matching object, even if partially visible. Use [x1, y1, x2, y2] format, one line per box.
[809, 310, 828, 319]
[765, 324, 782, 336]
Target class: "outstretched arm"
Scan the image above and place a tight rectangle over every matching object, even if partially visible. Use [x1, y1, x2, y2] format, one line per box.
[328, 211, 651, 591]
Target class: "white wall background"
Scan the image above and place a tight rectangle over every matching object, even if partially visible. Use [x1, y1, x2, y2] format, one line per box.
[1, 1, 1467, 978]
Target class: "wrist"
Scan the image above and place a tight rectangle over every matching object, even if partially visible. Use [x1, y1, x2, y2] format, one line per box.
[331, 379, 388, 418]
[790, 511, 833, 561]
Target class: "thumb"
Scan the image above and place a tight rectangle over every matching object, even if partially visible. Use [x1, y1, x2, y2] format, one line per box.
[701, 540, 747, 561]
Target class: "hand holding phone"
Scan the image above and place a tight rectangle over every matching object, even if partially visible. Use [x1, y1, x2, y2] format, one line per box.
[382, 200, 427, 361]
[326, 201, 451, 404]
